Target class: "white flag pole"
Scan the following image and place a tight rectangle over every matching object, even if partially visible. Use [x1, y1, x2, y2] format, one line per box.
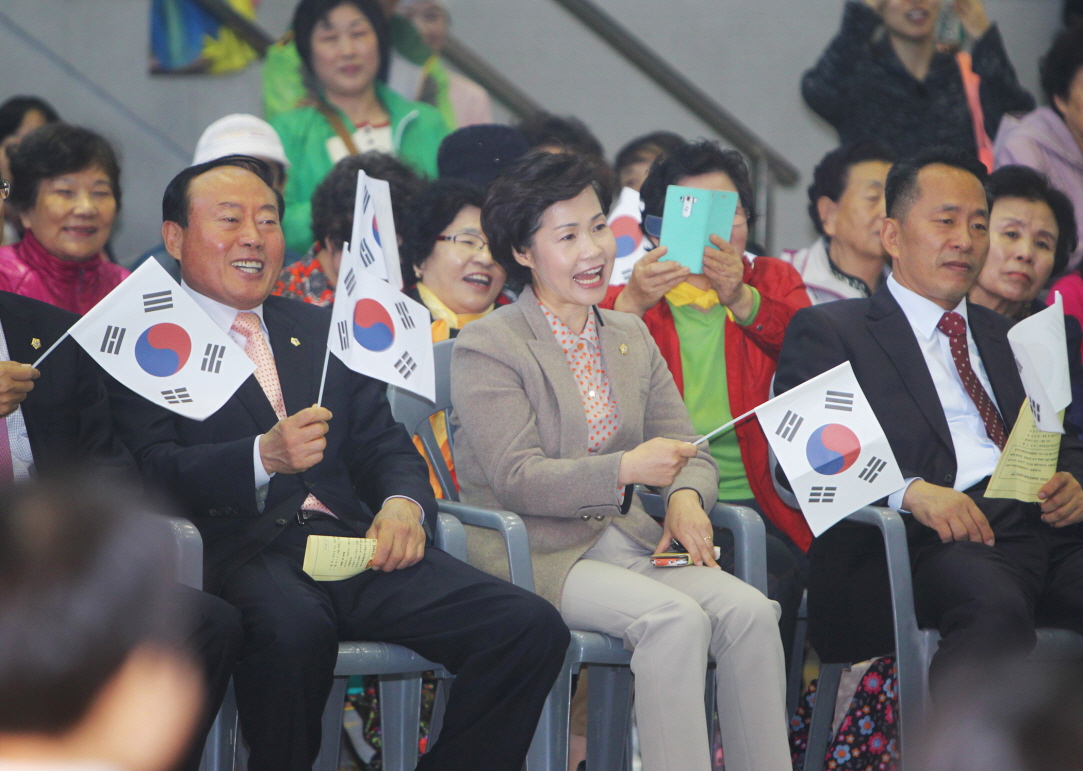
[694, 406, 759, 445]
[32, 331, 71, 368]
[316, 347, 331, 407]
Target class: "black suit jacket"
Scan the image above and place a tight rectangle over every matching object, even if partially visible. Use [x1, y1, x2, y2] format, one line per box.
[113, 295, 437, 594]
[775, 285, 1083, 661]
[0, 291, 133, 477]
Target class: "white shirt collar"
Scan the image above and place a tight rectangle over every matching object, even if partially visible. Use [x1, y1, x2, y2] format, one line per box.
[181, 279, 265, 335]
[886, 274, 968, 341]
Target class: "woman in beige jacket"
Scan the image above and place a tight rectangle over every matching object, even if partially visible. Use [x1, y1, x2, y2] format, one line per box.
[450, 151, 790, 771]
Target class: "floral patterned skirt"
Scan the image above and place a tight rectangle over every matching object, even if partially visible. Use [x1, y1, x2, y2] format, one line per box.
[789, 656, 899, 771]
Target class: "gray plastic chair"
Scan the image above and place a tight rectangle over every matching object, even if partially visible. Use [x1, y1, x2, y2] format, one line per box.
[802, 506, 1083, 771]
[172, 512, 461, 771]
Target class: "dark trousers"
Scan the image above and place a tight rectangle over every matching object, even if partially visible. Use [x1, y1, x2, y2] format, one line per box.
[910, 493, 1083, 699]
[174, 585, 244, 771]
[218, 519, 569, 771]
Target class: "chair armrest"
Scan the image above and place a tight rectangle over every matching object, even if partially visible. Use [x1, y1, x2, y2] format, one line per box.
[437, 500, 535, 592]
[163, 515, 202, 590]
[844, 506, 928, 741]
[434, 512, 467, 561]
[709, 503, 768, 594]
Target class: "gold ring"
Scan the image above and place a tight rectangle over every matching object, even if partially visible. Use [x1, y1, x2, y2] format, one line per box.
[703, 535, 713, 541]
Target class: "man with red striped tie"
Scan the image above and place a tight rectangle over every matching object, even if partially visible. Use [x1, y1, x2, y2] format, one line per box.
[775, 147, 1083, 698]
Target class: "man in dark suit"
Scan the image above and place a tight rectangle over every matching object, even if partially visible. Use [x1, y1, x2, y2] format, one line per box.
[775, 147, 1083, 694]
[114, 155, 569, 771]
[0, 289, 242, 771]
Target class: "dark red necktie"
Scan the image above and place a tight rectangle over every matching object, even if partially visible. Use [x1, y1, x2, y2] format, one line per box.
[936, 311, 1007, 450]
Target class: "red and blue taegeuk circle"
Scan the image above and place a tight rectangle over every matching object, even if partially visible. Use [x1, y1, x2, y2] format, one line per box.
[805, 424, 861, 475]
[372, 215, 381, 247]
[134, 323, 192, 377]
[353, 299, 395, 352]
[610, 215, 642, 259]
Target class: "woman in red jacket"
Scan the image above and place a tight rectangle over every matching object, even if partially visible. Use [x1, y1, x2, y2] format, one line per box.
[605, 140, 813, 549]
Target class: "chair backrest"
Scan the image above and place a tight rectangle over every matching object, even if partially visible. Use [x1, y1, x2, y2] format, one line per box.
[388, 338, 459, 501]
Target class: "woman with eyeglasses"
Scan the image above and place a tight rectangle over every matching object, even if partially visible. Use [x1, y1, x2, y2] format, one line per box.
[401, 178, 507, 341]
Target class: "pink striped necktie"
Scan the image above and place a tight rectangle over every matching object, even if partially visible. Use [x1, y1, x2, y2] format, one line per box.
[231, 311, 334, 518]
[0, 418, 13, 486]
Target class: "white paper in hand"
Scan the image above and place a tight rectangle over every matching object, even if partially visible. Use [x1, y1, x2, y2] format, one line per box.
[1007, 292, 1070, 433]
[328, 250, 435, 403]
[66, 260, 255, 420]
[756, 362, 904, 536]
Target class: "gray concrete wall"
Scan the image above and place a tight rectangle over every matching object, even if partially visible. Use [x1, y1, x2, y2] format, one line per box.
[0, 0, 1064, 265]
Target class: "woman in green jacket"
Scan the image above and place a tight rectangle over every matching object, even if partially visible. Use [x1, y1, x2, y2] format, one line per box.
[272, 0, 448, 255]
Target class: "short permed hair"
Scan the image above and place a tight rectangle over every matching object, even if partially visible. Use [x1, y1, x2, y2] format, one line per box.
[884, 146, 989, 222]
[292, 0, 390, 85]
[807, 141, 896, 235]
[1039, 22, 1083, 117]
[311, 152, 423, 251]
[8, 123, 121, 214]
[482, 150, 612, 288]
[639, 139, 757, 231]
[988, 165, 1078, 277]
[400, 178, 486, 277]
[0, 95, 59, 144]
[0, 475, 182, 734]
[162, 155, 284, 228]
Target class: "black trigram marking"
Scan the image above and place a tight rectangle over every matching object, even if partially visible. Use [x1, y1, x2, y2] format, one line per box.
[99, 325, 126, 355]
[343, 269, 357, 296]
[775, 410, 804, 442]
[358, 240, 376, 268]
[825, 390, 854, 411]
[394, 352, 417, 379]
[362, 188, 371, 211]
[859, 456, 887, 484]
[808, 486, 837, 504]
[337, 320, 350, 351]
[162, 388, 193, 404]
[143, 290, 173, 312]
[1030, 397, 1041, 423]
[395, 301, 415, 330]
[201, 344, 225, 374]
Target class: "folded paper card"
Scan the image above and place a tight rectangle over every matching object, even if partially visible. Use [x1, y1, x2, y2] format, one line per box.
[659, 185, 739, 273]
[985, 400, 1062, 503]
[302, 535, 378, 581]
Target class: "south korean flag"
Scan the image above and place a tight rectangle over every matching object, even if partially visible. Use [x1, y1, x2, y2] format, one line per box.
[54, 259, 255, 420]
[327, 255, 434, 403]
[755, 361, 903, 536]
[343, 171, 404, 289]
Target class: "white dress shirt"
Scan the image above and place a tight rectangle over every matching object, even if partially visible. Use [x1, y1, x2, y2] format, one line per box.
[886, 276, 1003, 509]
[182, 282, 423, 520]
[0, 318, 36, 480]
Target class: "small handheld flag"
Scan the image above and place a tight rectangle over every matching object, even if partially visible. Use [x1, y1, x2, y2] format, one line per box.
[608, 186, 649, 285]
[51, 260, 255, 420]
[755, 362, 903, 536]
[1007, 292, 1071, 433]
[343, 171, 403, 290]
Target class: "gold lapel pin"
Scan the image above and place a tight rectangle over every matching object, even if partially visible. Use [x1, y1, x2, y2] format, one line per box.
[30, 338, 41, 350]
[619, 343, 628, 355]
[290, 337, 301, 347]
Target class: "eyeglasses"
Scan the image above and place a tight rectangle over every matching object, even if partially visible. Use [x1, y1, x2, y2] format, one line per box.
[0, 179, 9, 201]
[435, 232, 489, 253]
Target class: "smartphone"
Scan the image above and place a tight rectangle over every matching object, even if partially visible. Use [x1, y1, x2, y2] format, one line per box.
[650, 552, 692, 568]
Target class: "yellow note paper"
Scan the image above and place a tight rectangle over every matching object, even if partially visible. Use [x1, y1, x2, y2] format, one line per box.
[985, 400, 1061, 502]
[302, 535, 379, 581]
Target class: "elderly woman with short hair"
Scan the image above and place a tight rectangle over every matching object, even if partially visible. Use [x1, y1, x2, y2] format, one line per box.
[0, 123, 128, 314]
[450, 151, 790, 771]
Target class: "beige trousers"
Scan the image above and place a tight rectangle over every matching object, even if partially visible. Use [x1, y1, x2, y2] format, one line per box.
[559, 526, 791, 771]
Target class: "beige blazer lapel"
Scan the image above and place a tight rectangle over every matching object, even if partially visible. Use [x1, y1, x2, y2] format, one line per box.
[517, 287, 591, 460]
